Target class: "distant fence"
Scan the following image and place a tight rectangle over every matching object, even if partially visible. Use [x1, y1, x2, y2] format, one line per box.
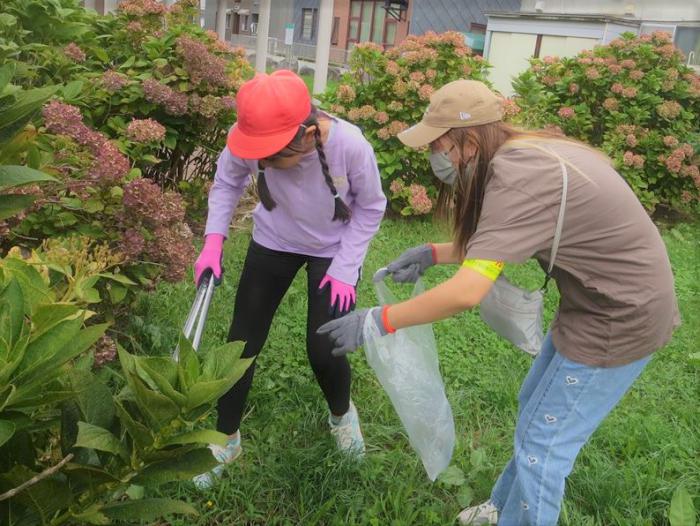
[229, 34, 351, 66]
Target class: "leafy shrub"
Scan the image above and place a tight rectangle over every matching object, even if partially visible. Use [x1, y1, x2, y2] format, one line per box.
[0, 257, 252, 525]
[511, 31, 700, 211]
[321, 33, 491, 216]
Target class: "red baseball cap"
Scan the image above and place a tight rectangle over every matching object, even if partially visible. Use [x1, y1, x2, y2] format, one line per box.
[227, 70, 311, 159]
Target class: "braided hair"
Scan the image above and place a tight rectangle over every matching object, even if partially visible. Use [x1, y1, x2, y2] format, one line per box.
[257, 106, 352, 223]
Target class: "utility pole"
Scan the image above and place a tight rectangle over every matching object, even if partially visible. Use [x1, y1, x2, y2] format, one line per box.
[255, 0, 271, 73]
[215, 0, 227, 40]
[313, 0, 333, 94]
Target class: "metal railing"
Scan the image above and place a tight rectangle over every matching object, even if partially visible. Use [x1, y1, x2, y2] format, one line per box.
[229, 34, 351, 66]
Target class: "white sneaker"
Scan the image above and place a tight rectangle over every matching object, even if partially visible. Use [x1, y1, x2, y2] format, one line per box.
[457, 500, 499, 525]
[192, 432, 242, 490]
[328, 401, 365, 458]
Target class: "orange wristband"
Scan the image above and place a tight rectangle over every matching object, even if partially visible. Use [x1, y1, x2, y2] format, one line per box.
[381, 305, 397, 334]
[429, 243, 438, 264]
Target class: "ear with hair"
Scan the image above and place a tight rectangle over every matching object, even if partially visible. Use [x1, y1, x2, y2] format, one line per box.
[313, 125, 352, 223]
[257, 169, 277, 211]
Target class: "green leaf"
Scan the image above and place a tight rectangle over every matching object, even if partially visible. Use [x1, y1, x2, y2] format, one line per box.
[669, 485, 696, 526]
[0, 165, 57, 190]
[70, 503, 110, 525]
[0, 62, 15, 94]
[176, 334, 199, 390]
[31, 303, 79, 339]
[201, 340, 245, 381]
[114, 399, 153, 447]
[137, 358, 186, 407]
[0, 257, 53, 312]
[125, 484, 145, 500]
[132, 447, 218, 486]
[108, 283, 127, 303]
[98, 272, 136, 286]
[0, 278, 24, 349]
[83, 198, 104, 213]
[60, 80, 84, 102]
[457, 484, 474, 508]
[0, 465, 72, 520]
[0, 85, 57, 145]
[70, 369, 115, 429]
[75, 421, 128, 460]
[131, 373, 180, 430]
[0, 419, 16, 447]
[161, 429, 228, 447]
[93, 47, 109, 63]
[0, 194, 36, 220]
[102, 498, 198, 521]
[688, 352, 700, 367]
[438, 465, 466, 486]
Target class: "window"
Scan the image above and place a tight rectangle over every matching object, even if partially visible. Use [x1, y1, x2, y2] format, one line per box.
[675, 27, 700, 68]
[250, 13, 259, 35]
[241, 14, 249, 32]
[302, 8, 316, 41]
[331, 16, 340, 45]
[225, 12, 232, 30]
[348, 1, 401, 47]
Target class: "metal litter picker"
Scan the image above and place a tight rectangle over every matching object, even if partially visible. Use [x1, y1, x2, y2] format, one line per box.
[173, 270, 217, 360]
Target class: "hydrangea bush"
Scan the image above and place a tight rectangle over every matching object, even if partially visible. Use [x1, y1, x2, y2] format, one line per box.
[321, 32, 490, 216]
[510, 32, 700, 211]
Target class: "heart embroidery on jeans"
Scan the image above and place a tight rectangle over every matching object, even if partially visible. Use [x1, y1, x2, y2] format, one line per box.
[527, 455, 538, 465]
[544, 414, 557, 423]
[565, 375, 579, 385]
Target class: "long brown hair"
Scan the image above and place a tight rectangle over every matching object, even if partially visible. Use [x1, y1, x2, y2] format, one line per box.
[435, 121, 588, 256]
[257, 106, 352, 223]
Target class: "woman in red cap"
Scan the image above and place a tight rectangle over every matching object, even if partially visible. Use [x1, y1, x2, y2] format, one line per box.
[192, 70, 386, 488]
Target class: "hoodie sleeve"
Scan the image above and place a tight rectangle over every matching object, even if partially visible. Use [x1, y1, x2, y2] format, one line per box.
[326, 138, 387, 284]
[204, 147, 254, 237]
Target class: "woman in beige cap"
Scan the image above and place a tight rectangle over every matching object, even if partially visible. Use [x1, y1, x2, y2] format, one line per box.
[318, 79, 679, 525]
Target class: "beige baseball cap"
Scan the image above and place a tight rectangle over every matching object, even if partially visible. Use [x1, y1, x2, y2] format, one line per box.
[398, 79, 503, 148]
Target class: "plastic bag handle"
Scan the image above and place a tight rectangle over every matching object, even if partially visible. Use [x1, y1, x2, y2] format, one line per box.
[373, 267, 390, 283]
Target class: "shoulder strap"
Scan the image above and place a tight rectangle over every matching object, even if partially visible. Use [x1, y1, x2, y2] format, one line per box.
[543, 153, 568, 289]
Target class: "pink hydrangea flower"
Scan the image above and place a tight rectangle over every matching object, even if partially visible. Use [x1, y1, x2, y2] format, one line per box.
[426, 69, 437, 81]
[64, 43, 86, 63]
[629, 69, 644, 81]
[386, 61, 401, 75]
[585, 67, 601, 80]
[387, 120, 409, 136]
[119, 0, 167, 16]
[102, 70, 128, 93]
[126, 20, 144, 33]
[126, 118, 166, 143]
[374, 111, 389, 124]
[221, 95, 236, 111]
[388, 101, 404, 112]
[611, 83, 624, 94]
[389, 178, 405, 194]
[543, 56, 559, 65]
[623, 151, 635, 166]
[393, 80, 409, 97]
[377, 127, 391, 140]
[337, 84, 356, 103]
[502, 99, 521, 117]
[88, 141, 130, 184]
[657, 44, 677, 59]
[409, 71, 425, 83]
[558, 107, 575, 119]
[626, 134, 638, 147]
[603, 97, 619, 111]
[621, 87, 638, 98]
[542, 76, 557, 86]
[608, 64, 623, 75]
[418, 84, 434, 101]
[358, 105, 376, 119]
[347, 108, 361, 121]
[568, 83, 579, 94]
[408, 184, 432, 214]
[657, 100, 682, 119]
[176, 35, 232, 88]
[620, 59, 636, 69]
[663, 135, 679, 148]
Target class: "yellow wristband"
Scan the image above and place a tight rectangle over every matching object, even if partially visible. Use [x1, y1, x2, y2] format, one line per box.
[462, 259, 504, 281]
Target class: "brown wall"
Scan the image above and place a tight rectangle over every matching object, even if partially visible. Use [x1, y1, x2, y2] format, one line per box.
[333, 0, 413, 50]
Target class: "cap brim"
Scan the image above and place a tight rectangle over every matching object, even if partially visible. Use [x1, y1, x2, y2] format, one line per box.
[397, 121, 449, 148]
[227, 123, 299, 160]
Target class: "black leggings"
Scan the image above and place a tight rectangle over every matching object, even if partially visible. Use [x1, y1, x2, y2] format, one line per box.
[216, 240, 352, 434]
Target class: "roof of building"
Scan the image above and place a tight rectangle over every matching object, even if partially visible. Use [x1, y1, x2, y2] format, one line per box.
[410, 0, 522, 35]
[485, 11, 646, 26]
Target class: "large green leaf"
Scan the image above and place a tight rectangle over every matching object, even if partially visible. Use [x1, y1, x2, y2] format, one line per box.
[186, 356, 253, 411]
[69, 369, 115, 429]
[0, 258, 53, 313]
[176, 333, 199, 390]
[137, 358, 187, 407]
[0, 85, 57, 145]
[31, 303, 80, 341]
[0, 418, 16, 447]
[114, 399, 153, 447]
[161, 429, 228, 448]
[75, 421, 128, 460]
[15, 316, 83, 379]
[0, 465, 72, 521]
[130, 372, 180, 431]
[102, 498, 198, 521]
[0, 278, 24, 350]
[0, 193, 36, 220]
[669, 485, 697, 526]
[0, 62, 15, 94]
[200, 340, 245, 381]
[0, 165, 57, 190]
[132, 447, 218, 486]
[69, 503, 110, 525]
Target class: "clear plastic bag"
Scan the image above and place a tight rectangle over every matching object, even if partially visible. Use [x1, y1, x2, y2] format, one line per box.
[363, 269, 455, 481]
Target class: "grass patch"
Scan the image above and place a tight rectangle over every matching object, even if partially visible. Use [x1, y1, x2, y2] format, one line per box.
[129, 219, 699, 525]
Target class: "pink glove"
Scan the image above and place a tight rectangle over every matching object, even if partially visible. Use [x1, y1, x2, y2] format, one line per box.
[319, 274, 356, 317]
[194, 234, 224, 286]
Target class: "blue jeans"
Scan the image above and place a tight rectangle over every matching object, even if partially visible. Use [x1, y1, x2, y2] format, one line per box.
[490, 333, 651, 525]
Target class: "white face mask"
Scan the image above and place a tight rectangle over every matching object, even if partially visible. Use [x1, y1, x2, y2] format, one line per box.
[429, 147, 477, 186]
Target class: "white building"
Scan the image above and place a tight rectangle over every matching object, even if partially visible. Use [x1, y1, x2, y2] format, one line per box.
[485, 0, 700, 95]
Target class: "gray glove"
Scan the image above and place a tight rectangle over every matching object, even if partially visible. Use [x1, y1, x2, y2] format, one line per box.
[387, 244, 435, 283]
[317, 307, 387, 357]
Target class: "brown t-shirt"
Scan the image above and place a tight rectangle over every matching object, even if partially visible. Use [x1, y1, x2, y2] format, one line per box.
[466, 139, 680, 367]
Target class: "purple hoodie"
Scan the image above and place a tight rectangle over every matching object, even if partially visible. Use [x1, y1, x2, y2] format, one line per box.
[205, 116, 387, 284]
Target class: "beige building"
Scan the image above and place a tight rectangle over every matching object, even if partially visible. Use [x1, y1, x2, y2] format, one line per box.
[484, 0, 700, 95]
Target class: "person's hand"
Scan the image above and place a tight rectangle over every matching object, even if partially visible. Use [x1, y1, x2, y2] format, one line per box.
[194, 234, 224, 287]
[319, 274, 356, 317]
[317, 307, 389, 357]
[387, 244, 435, 283]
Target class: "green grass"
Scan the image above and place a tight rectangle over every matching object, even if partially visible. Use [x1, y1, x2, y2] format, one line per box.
[129, 219, 699, 525]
